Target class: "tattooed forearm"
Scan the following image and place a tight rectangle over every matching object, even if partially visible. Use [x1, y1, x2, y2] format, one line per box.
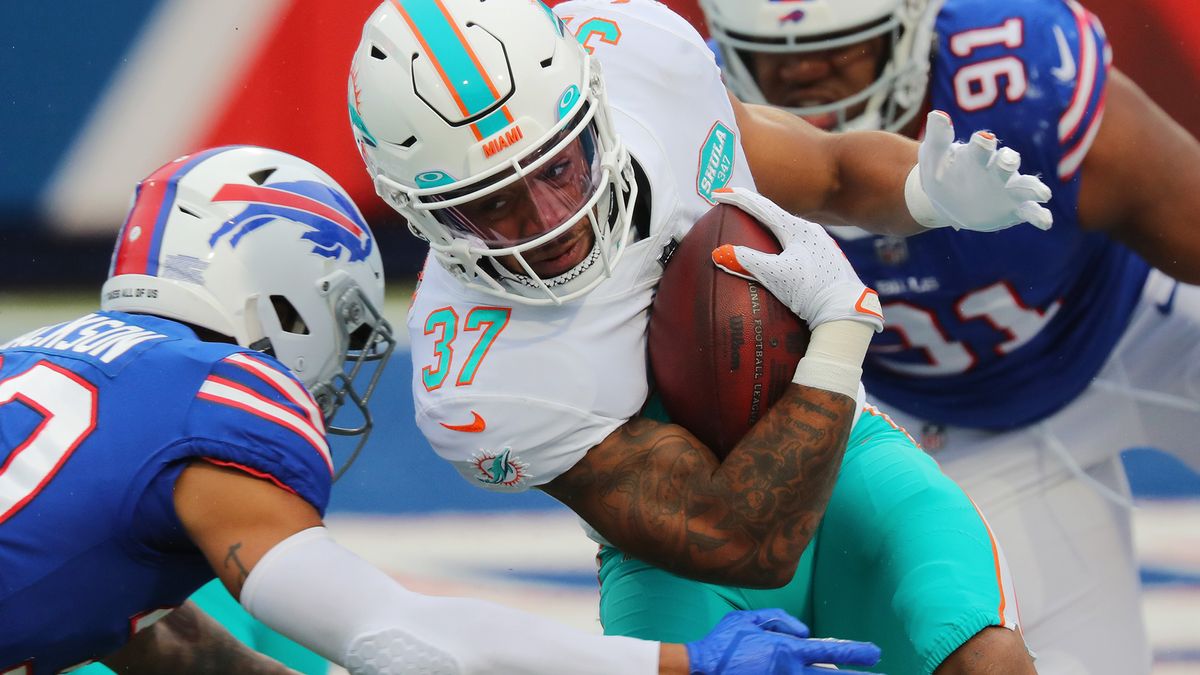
[102, 601, 299, 674]
[789, 393, 842, 422]
[542, 384, 854, 589]
[224, 542, 251, 587]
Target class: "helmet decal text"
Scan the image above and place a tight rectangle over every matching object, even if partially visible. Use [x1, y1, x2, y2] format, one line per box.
[481, 124, 525, 158]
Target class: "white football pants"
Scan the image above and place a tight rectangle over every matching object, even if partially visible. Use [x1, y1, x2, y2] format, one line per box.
[870, 269, 1200, 675]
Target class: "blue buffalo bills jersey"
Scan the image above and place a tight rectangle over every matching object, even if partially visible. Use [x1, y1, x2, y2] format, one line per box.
[837, 0, 1149, 429]
[0, 311, 333, 673]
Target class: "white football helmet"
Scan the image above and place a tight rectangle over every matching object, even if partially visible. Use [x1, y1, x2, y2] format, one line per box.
[349, 0, 636, 305]
[700, 0, 942, 132]
[101, 145, 396, 474]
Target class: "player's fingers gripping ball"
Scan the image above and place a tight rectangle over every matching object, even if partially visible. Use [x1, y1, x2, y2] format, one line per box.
[908, 110, 1054, 232]
[685, 609, 882, 675]
[709, 187, 884, 332]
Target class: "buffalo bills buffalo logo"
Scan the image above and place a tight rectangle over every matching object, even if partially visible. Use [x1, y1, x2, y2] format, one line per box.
[778, 9, 806, 23]
[771, 0, 815, 25]
[208, 180, 373, 262]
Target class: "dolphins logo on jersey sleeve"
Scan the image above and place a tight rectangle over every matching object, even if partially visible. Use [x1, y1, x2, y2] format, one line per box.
[471, 448, 528, 488]
[208, 180, 374, 262]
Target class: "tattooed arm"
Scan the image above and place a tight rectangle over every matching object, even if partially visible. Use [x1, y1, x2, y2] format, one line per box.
[174, 461, 323, 598]
[171, 460, 840, 674]
[540, 385, 854, 589]
[101, 601, 299, 674]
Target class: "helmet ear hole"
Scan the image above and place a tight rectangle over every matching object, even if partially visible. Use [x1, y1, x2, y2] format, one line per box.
[248, 168, 276, 185]
[270, 295, 310, 335]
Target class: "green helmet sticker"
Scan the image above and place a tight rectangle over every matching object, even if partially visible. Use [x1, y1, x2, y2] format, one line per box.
[415, 171, 456, 188]
[697, 121, 736, 204]
[557, 85, 581, 121]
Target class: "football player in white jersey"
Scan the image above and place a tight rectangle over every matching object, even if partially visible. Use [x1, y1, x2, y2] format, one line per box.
[698, 0, 1200, 671]
[1, 145, 882, 675]
[348, 0, 1054, 672]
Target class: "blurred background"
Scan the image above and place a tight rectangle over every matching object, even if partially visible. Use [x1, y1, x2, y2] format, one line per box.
[1, 0, 1198, 672]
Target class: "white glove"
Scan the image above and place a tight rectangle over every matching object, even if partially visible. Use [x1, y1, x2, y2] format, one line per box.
[709, 187, 884, 333]
[906, 110, 1053, 232]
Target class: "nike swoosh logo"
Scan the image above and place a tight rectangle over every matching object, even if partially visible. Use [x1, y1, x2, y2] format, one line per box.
[441, 411, 487, 433]
[1156, 281, 1180, 315]
[1052, 26, 1077, 82]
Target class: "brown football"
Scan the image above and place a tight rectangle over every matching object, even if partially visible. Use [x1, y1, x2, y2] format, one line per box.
[648, 203, 810, 459]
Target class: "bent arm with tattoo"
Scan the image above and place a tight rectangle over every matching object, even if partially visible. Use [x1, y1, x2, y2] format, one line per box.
[542, 385, 855, 589]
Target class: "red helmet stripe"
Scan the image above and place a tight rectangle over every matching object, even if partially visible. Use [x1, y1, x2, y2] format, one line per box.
[111, 147, 231, 277]
[211, 183, 365, 241]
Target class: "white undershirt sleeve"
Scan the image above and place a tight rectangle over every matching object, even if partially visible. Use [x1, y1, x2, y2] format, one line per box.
[240, 527, 660, 675]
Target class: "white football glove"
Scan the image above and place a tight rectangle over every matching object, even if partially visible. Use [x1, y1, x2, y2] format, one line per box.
[906, 110, 1053, 232]
[709, 187, 884, 333]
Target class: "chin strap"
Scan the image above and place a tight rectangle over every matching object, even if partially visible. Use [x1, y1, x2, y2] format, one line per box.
[494, 242, 603, 290]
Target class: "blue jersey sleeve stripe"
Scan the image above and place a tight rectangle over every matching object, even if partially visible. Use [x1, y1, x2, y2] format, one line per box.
[1059, 91, 1106, 180]
[224, 353, 325, 432]
[1058, 0, 1103, 144]
[197, 376, 333, 474]
[202, 457, 300, 497]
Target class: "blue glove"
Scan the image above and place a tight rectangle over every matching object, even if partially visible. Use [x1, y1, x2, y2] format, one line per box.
[685, 609, 882, 675]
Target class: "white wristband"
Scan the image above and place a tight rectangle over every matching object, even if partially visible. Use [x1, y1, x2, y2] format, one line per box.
[904, 164, 952, 230]
[792, 320, 873, 399]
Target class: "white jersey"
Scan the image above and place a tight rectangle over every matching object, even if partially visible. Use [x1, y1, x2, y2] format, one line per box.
[408, 0, 755, 493]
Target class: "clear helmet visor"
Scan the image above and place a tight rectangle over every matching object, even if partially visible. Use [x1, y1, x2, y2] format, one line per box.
[421, 116, 601, 250]
[386, 83, 637, 306]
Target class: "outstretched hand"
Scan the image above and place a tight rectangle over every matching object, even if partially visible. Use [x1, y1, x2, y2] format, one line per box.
[909, 110, 1053, 232]
[685, 609, 882, 675]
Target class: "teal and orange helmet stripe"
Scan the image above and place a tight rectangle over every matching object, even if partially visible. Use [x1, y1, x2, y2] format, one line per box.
[389, 0, 514, 141]
[110, 147, 233, 278]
